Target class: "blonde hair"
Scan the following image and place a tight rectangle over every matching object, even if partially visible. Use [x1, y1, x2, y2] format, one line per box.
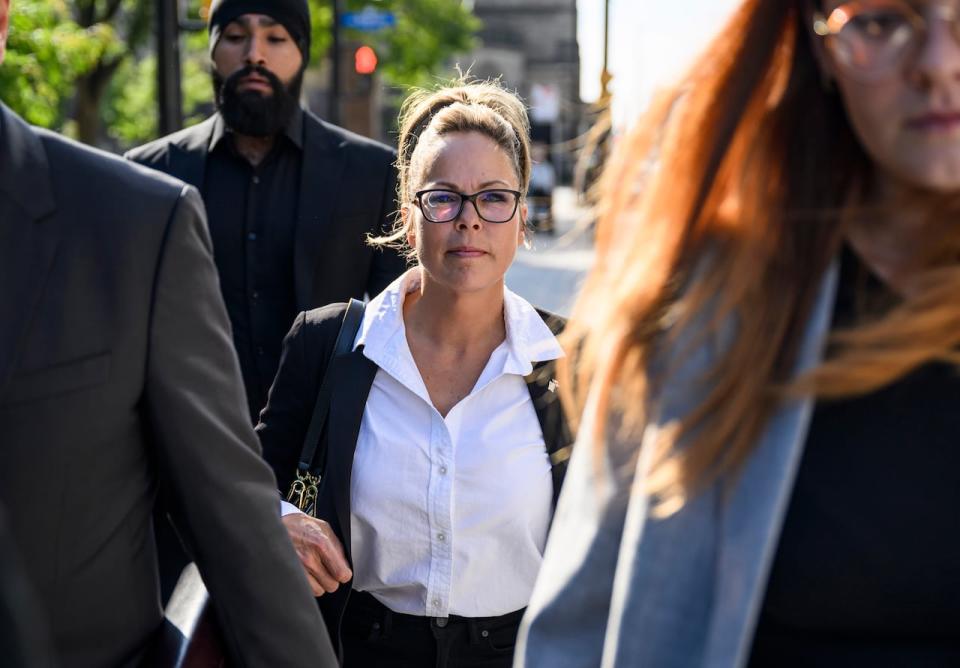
[563, 0, 960, 513]
[371, 78, 532, 253]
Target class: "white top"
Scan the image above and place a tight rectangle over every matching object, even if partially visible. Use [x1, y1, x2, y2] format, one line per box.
[285, 268, 563, 618]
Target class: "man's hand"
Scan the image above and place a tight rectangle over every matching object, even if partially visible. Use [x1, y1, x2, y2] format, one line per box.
[282, 514, 352, 597]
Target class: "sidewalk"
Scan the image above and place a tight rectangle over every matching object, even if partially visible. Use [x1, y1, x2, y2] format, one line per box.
[506, 186, 595, 316]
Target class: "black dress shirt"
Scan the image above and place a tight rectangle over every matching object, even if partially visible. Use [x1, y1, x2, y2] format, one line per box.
[749, 249, 960, 666]
[202, 112, 302, 422]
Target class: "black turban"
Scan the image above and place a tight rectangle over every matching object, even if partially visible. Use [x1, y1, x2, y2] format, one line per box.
[208, 0, 311, 64]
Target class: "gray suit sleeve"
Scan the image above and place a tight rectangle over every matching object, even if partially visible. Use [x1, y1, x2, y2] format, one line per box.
[143, 186, 336, 667]
[517, 307, 736, 668]
[514, 410, 637, 668]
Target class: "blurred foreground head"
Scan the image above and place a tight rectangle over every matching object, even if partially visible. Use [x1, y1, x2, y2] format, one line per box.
[566, 0, 960, 512]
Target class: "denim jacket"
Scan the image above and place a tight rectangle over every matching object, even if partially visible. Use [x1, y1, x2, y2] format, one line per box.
[515, 262, 840, 668]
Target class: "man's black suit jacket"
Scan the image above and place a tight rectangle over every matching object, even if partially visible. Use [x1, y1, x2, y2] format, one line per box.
[125, 110, 406, 311]
[0, 508, 52, 668]
[0, 103, 336, 668]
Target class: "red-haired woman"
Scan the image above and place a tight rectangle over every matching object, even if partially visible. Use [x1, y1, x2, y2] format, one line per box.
[516, 1, 960, 666]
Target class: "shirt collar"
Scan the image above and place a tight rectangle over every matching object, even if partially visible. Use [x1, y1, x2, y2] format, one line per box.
[284, 107, 305, 149]
[209, 107, 305, 153]
[357, 267, 564, 378]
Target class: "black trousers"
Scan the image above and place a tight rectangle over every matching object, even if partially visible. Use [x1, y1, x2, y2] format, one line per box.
[341, 590, 524, 668]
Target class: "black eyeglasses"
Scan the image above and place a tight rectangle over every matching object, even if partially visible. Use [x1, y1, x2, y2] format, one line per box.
[414, 189, 522, 224]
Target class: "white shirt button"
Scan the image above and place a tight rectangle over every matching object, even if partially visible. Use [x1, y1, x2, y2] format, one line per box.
[437, 532, 446, 542]
[439, 466, 447, 475]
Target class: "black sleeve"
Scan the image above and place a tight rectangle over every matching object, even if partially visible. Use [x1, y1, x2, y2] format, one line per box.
[257, 305, 347, 494]
[143, 186, 337, 667]
[257, 312, 313, 495]
[366, 158, 407, 297]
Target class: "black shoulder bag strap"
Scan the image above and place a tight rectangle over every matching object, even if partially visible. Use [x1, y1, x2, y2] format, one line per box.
[286, 298, 366, 516]
[528, 308, 574, 508]
[527, 359, 573, 509]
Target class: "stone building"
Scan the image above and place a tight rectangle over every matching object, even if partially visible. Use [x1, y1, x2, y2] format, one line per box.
[462, 0, 583, 182]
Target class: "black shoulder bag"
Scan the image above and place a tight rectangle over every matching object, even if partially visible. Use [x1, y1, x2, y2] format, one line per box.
[285, 298, 366, 517]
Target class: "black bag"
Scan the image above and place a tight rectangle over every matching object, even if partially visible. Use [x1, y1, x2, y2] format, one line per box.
[285, 298, 366, 516]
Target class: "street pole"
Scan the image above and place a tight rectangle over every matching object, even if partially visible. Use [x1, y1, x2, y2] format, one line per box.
[599, 0, 611, 106]
[329, 0, 342, 124]
[157, 0, 184, 135]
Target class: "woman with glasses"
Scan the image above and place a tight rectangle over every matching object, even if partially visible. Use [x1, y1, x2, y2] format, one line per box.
[516, 0, 960, 666]
[255, 79, 572, 667]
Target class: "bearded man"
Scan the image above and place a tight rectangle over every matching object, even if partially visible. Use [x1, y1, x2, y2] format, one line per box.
[128, 0, 404, 425]
[127, 0, 403, 603]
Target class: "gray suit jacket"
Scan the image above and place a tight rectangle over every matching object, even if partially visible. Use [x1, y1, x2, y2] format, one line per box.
[516, 262, 840, 668]
[0, 103, 336, 668]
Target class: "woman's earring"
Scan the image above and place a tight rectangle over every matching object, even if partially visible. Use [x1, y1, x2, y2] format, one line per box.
[520, 219, 532, 249]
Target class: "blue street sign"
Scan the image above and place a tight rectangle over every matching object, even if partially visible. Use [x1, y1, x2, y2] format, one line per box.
[341, 7, 397, 32]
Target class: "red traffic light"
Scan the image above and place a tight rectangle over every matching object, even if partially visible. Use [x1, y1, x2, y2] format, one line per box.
[354, 45, 378, 75]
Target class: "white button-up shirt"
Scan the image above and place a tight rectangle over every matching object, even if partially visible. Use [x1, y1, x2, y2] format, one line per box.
[350, 268, 563, 618]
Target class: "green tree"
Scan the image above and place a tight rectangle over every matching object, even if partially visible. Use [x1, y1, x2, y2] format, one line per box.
[309, 0, 480, 87]
[1, 0, 478, 149]
[70, 0, 152, 145]
[372, 0, 481, 87]
[102, 25, 213, 148]
[0, 0, 109, 131]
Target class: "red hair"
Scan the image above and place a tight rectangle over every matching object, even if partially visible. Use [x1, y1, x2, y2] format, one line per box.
[563, 0, 960, 511]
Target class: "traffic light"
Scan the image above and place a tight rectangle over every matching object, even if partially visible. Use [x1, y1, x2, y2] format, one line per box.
[354, 45, 378, 75]
[338, 41, 380, 137]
